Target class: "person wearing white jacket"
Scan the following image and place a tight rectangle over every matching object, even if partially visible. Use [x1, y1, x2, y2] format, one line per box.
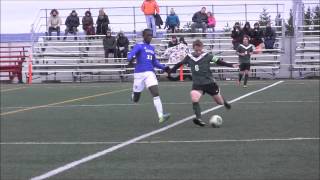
[47, 9, 62, 40]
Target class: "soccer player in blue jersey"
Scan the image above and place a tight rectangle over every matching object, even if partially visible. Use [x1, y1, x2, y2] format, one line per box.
[127, 29, 171, 123]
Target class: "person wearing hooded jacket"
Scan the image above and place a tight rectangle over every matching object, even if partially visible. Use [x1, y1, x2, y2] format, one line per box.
[96, 9, 110, 36]
[250, 22, 264, 47]
[47, 9, 62, 40]
[82, 10, 95, 39]
[103, 30, 117, 60]
[165, 8, 180, 33]
[264, 22, 276, 49]
[242, 22, 253, 38]
[64, 10, 80, 40]
[116, 31, 129, 58]
[231, 22, 243, 50]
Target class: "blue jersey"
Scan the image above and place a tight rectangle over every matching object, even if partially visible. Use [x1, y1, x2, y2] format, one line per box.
[127, 42, 166, 73]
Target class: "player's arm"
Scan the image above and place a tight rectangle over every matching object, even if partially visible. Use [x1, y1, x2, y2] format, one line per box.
[169, 56, 189, 73]
[152, 55, 170, 72]
[127, 44, 140, 66]
[212, 56, 238, 68]
[236, 46, 245, 56]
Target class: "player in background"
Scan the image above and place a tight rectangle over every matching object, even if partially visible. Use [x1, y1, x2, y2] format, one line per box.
[168, 40, 237, 127]
[236, 35, 255, 88]
[127, 29, 171, 123]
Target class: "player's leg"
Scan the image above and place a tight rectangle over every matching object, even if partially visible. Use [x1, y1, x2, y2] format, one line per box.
[131, 73, 145, 103]
[145, 72, 170, 123]
[238, 63, 244, 86]
[243, 64, 250, 87]
[210, 83, 231, 110]
[190, 90, 206, 126]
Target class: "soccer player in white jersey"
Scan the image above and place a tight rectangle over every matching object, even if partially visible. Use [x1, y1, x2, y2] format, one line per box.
[127, 29, 171, 123]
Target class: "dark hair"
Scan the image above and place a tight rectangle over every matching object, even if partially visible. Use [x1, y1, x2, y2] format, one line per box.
[143, 29, 152, 36]
[243, 35, 250, 41]
[50, 9, 58, 15]
[179, 37, 187, 45]
[193, 39, 203, 47]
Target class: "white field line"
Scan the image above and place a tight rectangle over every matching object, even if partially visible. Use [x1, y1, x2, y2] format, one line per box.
[1, 137, 319, 145]
[30, 81, 283, 180]
[1, 100, 318, 109]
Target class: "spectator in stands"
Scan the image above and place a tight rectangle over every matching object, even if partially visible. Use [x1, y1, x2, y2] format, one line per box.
[207, 12, 216, 31]
[168, 35, 178, 48]
[96, 9, 110, 36]
[231, 22, 243, 50]
[242, 22, 253, 38]
[141, 0, 160, 37]
[103, 29, 117, 61]
[264, 22, 276, 49]
[82, 11, 95, 39]
[63, 10, 80, 40]
[116, 31, 129, 58]
[179, 36, 188, 45]
[275, 14, 282, 27]
[165, 8, 180, 33]
[163, 36, 191, 64]
[250, 22, 264, 48]
[47, 9, 62, 40]
[191, 7, 208, 37]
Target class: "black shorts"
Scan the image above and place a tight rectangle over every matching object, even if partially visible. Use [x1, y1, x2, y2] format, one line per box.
[192, 83, 220, 96]
[240, 63, 251, 71]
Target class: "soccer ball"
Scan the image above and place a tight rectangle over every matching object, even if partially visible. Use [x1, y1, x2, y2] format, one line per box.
[209, 115, 223, 128]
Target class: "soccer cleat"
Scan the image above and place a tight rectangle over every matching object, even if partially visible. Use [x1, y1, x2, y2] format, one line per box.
[159, 113, 171, 123]
[224, 101, 231, 110]
[243, 85, 248, 88]
[192, 118, 206, 127]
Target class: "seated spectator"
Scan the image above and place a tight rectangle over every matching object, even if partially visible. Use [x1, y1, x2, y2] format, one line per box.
[165, 8, 180, 33]
[242, 22, 253, 38]
[96, 9, 110, 36]
[207, 11, 216, 31]
[47, 9, 62, 40]
[63, 10, 80, 40]
[103, 29, 117, 61]
[231, 22, 243, 50]
[264, 22, 276, 49]
[163, 37, 191, 64]
[168, 35, 178, 48]
[250, 22, 264, 47]
[82, 11, 95, 39]
[116, 31, 129, 58]
[191, 7, 208, 37]
[179, 36, 188, 45]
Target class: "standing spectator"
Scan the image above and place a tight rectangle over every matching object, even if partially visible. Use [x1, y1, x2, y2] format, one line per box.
[82, 11, 95, 39]
[250, 22, 264, 48]
[207, 12, 216, 31]
[242, 22, 252, 38]
[116, 31, 129, 58]
[165, 8, 180, 33]
[141, 0, 160, 37]
[168, 35, 178, 48]
[47, 9, 62, 40]
[96, 9, 110, 36]
[103, 29, 117, 60]
[191, 7, 208, 37]
[231, 22, 243, 50]
[264, 22, 276, 49]
[63, 10, 80, 40]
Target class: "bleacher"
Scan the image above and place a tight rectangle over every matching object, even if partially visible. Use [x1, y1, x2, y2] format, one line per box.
[293, 25, 320, 78]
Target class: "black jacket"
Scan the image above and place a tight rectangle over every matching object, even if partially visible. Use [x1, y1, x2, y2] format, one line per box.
[103, 36, 116, 49]
[154, 14, 163, 27]
[251, 28, 264, 46]
[65, 12, 80, 28]
[231, 27, 244, 43]
[97, 15, 110, 27]
[192, 11, 208, 24]
[264, 27, 276, 40]
[117, 36, 129, 48]
[82, 11, 93, 29]
[242, 22, 252, 37]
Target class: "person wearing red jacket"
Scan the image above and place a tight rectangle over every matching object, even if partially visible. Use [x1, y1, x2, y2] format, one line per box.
[141, 0, 160, 37]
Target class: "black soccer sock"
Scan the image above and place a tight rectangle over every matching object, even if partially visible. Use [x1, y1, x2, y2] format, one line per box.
[222, 96, 231, 109]
[238, 73, 243, 82]
[192, 102, 202, 119]
[244, 74, 249, 85]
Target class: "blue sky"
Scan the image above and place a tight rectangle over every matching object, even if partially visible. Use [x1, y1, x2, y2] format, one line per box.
[1, 0, 319, 34]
